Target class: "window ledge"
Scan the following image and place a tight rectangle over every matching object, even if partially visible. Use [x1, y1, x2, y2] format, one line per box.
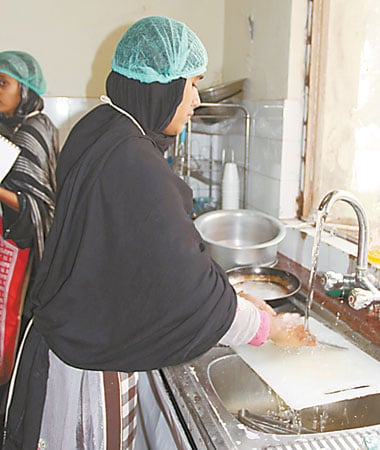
[280, 219, 357, 274]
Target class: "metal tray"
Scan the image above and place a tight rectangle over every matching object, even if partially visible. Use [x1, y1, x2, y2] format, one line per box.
[199, 79, 246, 103]
[227, 266, 301, 301]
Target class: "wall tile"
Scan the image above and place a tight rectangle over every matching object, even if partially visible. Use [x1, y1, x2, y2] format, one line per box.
[280, 224, 354, 274]
[252, 103, 284, 140]
[282, 99, 304, 142]
[280, 139, 302, 181]
[249, 172, 280, 216]
[251, 136, 282, 180]
[279, 179, 300, 218]
[279, 226, 314, 268]
[43, 97, 70, 129]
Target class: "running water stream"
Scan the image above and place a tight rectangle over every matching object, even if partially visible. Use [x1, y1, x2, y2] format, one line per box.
[304, 210, 327, 330]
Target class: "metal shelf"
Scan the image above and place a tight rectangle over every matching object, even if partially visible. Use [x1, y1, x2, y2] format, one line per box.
[186, 103, 251, 209]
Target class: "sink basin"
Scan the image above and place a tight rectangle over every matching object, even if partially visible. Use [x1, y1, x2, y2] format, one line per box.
[163, 295, 380, 448]
[209, 353, 380, 433]
[207, 296, 380, 435]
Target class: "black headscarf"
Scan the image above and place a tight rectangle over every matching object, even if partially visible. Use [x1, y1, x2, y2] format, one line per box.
[106, 71, 185, 152]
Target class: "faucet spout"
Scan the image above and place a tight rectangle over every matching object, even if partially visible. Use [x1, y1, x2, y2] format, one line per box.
[318, 190, 369, 275]
[316, 190, 380, 311]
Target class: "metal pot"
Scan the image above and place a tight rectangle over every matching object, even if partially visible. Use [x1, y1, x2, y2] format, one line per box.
[194, 209, 286, 270]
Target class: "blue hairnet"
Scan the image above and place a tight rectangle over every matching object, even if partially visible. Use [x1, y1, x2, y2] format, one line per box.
[0, 51, 46, 95]
[112, 16, 208, 84]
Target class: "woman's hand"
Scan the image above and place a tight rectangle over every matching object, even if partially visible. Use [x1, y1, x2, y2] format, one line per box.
[0, 186, 19, 211]
[268, 312, 317, 347]
[237, 291, 276, 316]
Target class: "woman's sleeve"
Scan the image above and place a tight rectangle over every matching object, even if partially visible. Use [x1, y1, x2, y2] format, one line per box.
[219, 296, 270, 347]
[1, 115, 58, 253]
[2, 191, 34, 248]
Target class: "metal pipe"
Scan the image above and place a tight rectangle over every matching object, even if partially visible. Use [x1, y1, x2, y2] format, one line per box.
[185, 119, 192, 185]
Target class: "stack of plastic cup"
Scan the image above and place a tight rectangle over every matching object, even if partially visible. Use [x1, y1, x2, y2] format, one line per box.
[222, 162, 240, 209]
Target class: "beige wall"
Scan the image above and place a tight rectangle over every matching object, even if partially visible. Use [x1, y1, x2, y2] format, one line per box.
[1, 1, 305, 102]
[1, 0, 225, 97]
[223, 0, 291, 101]
[223, 0, 307, 102]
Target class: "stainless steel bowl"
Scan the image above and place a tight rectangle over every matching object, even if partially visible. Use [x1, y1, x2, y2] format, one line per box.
[194, 209, 286, 270]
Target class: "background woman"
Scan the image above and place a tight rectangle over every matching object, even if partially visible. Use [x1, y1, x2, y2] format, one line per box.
[0, 51, 58, 260]
[0, 51, 58, 388]
[3, 18, 314, 450]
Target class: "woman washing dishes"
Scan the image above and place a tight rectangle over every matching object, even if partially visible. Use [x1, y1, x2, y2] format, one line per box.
[3, 17, 315, 449]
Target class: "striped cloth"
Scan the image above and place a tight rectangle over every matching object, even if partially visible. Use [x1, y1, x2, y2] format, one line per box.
[120, 372, 139, 449]
[103, 371, 139, 449]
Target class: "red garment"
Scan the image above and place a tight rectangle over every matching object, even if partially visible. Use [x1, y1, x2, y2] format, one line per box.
[0, 216, 30, 384]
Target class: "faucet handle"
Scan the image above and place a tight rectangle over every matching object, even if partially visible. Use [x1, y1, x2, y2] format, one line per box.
[320, 271, 343, 290]
[348, 288, 380, 310]
[320, 271, 355, 291]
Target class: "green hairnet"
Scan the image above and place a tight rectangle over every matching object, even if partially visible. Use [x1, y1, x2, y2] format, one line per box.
[0, 51, 46, 95]
[112, 16, 208, 84]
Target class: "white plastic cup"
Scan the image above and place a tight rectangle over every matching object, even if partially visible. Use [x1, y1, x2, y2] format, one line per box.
[222, 162, 240, 209]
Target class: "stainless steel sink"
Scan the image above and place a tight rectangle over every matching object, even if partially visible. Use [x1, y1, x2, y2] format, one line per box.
[163, 295, 380, 449]
[208, 296, 380, 435]
[209, 353, 380, 434]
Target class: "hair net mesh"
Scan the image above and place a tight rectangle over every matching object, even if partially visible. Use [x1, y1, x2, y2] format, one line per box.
[112, 16, 208, 84]
[0, 51, 46, 95]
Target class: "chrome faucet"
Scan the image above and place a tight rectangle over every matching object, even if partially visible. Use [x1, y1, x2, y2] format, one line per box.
[316, 190, 380, 310]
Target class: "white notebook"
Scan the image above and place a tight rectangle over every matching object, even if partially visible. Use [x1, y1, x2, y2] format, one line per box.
[0, 134, 21, 183]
